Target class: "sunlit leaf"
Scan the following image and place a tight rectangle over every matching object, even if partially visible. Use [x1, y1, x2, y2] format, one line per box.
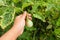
[0, 6, 15, 29]
[33, 12, 46, 22]
[0, 0, 5, 6]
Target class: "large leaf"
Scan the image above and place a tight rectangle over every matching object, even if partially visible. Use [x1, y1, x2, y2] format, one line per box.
[22, 2, 33, 10]
[0, 0, 5, 6]
[56, 18, 60, 26]
[0, 6, 15, 29]
[54, 28, 60, 38]
[12, 0, 20, 3]
[33, 12, 46, 22]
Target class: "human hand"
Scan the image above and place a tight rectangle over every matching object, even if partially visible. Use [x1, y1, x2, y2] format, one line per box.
[13, 11, 26, 28]
[13, 11, 32, 34]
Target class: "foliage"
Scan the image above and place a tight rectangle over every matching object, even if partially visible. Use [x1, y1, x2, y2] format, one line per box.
[0, 0, 60, 40]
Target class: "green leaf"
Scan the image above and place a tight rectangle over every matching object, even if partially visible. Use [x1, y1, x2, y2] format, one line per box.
[54, 28, 60, 38]
[18, 31, 32, 40]
[32, 2, 40, 12]
[33, 12, 45, 22]
[22, 2, 33, 10]
[46, 25, 52, 29]
[0, 6, 15, 29]
[12, 0, 20, 3]
[14, 7, 22, 13]
[45, 4, 54, 11]
[0, 0, 5, 6]
[56, 18, 60, 26]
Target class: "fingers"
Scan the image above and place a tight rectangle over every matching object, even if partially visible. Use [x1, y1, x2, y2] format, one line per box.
[28, 17, 32, 20]
[27, 14, 31, 17]
[27, 13, 32, 20]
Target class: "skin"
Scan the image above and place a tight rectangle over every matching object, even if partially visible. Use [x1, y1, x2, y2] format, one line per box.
[0, 11, 32, 40]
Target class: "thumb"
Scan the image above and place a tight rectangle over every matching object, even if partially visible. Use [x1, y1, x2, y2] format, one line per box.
[22, 11, 27, 19]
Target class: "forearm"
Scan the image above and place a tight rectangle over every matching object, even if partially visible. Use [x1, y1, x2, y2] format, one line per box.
[0, 25, 24, 40]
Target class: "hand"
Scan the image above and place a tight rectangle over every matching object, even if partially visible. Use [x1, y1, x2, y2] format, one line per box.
[14, 11, 32, 27]
[13, 11, 32, 34]
[14, 11, 26, 27]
